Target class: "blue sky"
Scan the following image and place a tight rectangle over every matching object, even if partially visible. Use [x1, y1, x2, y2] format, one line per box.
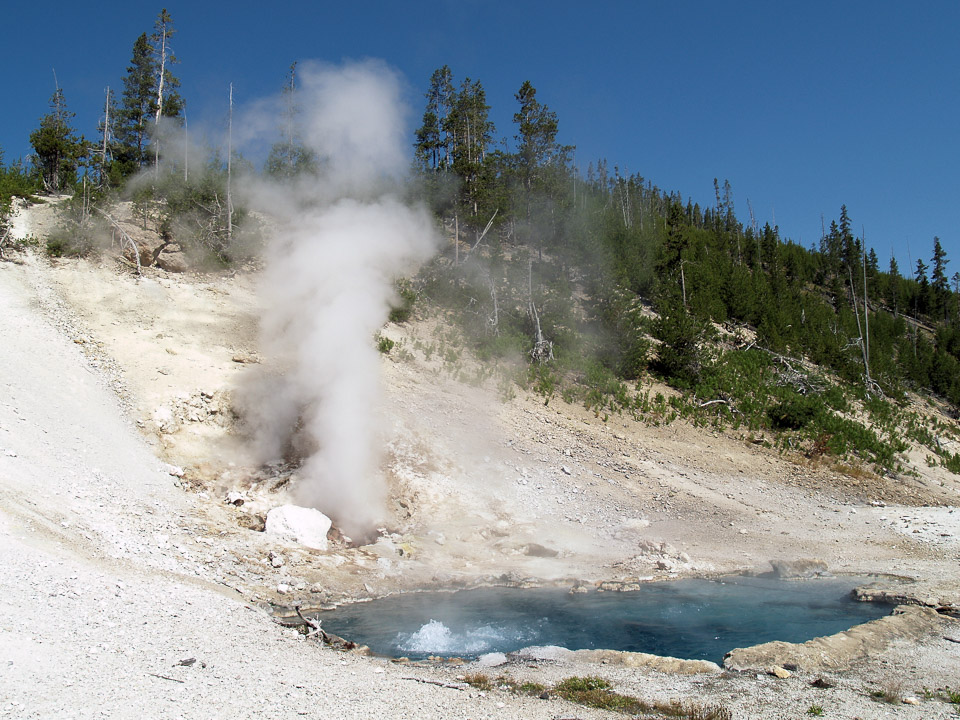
[3, 1, 957, 274]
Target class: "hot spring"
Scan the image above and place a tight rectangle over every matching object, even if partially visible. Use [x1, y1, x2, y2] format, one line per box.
[318, 576, 892, 662]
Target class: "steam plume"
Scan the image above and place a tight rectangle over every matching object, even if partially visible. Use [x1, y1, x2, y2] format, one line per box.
[241, 60, 439, 537]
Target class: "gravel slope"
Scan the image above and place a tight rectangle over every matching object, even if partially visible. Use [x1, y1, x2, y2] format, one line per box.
[0, 260, 614, 720]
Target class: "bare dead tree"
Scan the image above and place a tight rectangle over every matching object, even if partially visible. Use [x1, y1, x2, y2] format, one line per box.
[183, 111, 188, 182]
[846, 261, 879, 395]
[862, 226, 870, 374]
[462, 208, 498, 262]
[153, 14, 170, 172]
[527, 257, 553, 364]
[97, 86, 112, 187]
[226, 83, 234, 246]
[94, 207, 142, 276]
[679, 259, 688, 310]
[488, 276, 500, 335]
[293, 605, 328, 642]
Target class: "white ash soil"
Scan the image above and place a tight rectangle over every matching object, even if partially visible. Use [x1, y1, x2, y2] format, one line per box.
[1, 199, 959, 719]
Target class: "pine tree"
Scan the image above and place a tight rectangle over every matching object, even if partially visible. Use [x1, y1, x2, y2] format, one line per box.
[931, 237, 950, 320]
[449, 77, 495, 220]
[116, 33, 157, 175]
[886, 255, 901, 315]
[656, 200, 690, 307]
[414, 66, 454, 173]
[838, 205, 860, 271]
[115, 13, 184, 179]
[915, 257, 930, 316]
[29, 85, 85, 192]
[514, 80, 568, 194]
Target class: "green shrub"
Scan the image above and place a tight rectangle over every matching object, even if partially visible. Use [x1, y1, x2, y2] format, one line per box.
[389, 278, 417, 323]
[375, 334, 395, 355]
[941, 453, 960, 475]
[768, 395, 818, 430]
[529, 363, 559, 402]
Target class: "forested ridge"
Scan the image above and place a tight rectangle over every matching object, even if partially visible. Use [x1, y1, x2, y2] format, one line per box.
[2, 11, 959, 478]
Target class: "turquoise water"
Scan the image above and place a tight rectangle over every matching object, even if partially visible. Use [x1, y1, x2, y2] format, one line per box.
[318, 576, 891, 662]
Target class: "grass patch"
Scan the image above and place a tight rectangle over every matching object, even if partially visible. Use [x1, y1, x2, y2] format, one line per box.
[869, 679, 904, 704]
[515, 681, 546, 696]
[462, 672, 492, 691]
[553, 676, 731, 719]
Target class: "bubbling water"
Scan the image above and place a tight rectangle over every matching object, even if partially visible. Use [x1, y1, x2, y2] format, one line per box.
[397, 619, 543, 656]
[319, 577, 894, 662]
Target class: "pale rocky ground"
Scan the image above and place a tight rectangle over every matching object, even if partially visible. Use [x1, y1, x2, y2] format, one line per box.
[1, 199, 959, 719]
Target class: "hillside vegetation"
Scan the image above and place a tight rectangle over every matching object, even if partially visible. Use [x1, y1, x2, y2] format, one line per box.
[3, 11, 960, 484]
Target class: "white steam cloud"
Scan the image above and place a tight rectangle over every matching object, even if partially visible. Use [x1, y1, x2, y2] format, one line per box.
[239, 60, 439, 538]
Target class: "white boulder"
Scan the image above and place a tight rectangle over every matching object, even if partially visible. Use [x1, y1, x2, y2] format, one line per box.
[265, 504, 333, 550]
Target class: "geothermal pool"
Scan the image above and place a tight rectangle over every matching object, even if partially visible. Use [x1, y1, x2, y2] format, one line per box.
[319, 576, 892, 662]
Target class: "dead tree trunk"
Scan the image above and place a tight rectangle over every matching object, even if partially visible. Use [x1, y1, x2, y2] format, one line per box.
[99, 87, 112, 187]
[94, 208, 142, 276]
[183, 112, 188, 182]
[463, 208, 498, 262]
[488, 277, 499, 335]
[226, 83, 234, 246]
[153, 19, 168, 173]
[862, 227, 870, 374]
[680, 259, 688, 310]
[527, 257, 553, 364]
[847, 262, 873, 393]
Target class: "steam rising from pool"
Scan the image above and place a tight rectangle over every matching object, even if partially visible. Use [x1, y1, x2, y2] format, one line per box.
[236, 60, 440, 537]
